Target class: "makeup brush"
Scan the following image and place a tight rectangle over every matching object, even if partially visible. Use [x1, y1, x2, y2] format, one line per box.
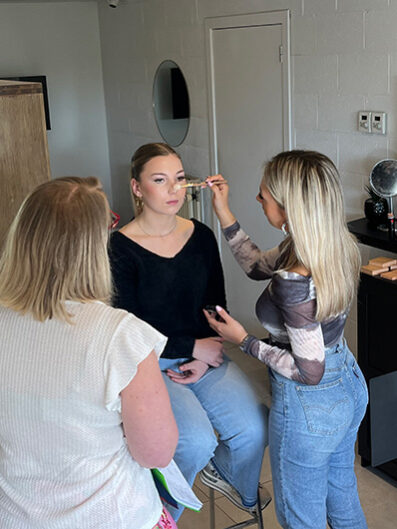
[174, 179, 227, 191]
[175, 182, 206, 189]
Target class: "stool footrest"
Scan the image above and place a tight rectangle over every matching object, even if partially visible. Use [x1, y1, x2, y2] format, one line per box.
[221, 517, 260, 529]
[207, 483, 265, 529]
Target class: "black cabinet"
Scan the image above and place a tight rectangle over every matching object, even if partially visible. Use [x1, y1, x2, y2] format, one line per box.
[348, 218, 397, 253]
[357, 273, 397, 480]
[348, 218, 397, 482]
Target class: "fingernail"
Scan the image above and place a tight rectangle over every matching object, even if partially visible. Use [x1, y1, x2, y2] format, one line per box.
[216, 305, 222, 311]
[208, 181, 213, 187]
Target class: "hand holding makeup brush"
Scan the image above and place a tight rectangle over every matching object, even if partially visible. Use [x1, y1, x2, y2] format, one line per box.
[206, 174, 237, 229]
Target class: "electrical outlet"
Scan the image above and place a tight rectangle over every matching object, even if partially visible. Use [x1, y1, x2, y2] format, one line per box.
[358, 111, 371, 133]
[371, 112, 387, 135]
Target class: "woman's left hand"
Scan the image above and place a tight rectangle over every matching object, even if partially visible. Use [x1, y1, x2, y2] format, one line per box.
[203, 306, 248, 345]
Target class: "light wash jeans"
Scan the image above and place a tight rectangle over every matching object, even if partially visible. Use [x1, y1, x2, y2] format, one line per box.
[269, 341, 369, 529]
[159, 355, 268, 521]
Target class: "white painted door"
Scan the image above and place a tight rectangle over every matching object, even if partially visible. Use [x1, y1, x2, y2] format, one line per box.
[206, 11, 292, 335]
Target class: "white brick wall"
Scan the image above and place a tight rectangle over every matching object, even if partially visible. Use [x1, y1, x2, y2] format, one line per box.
[96, 0, 397, 219]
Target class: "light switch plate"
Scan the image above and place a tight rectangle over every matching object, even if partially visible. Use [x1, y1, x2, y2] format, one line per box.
[371, 112, 387, 135]
[358, 111, 371, 133]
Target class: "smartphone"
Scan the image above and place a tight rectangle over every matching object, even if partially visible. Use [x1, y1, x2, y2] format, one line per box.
[204, 304, 227, 323]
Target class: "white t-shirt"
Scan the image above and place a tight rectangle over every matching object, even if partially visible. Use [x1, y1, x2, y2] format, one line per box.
[0, 301, 167, 529]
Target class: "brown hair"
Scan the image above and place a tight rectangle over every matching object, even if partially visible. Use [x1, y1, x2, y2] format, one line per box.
[130, 143, 181, 215]
[0, 177, 112, 322]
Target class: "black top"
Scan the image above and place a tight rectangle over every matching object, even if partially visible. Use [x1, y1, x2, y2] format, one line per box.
[109, 219, 227, 359]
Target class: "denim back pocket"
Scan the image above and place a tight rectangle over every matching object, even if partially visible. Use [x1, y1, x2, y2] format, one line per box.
[348, 362, 369, 428]
[295, 378, 351, 436]
[351, 362, 369, 401]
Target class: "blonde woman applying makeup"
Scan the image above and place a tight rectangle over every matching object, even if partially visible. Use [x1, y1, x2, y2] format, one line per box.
[109, 143, 271, 521]
[205, 150, 368, 529]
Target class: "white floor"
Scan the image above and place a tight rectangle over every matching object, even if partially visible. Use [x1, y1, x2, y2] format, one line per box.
[177, 345, 397, 529]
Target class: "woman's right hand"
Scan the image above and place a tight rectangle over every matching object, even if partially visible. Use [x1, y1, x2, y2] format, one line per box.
[192, 337, 224, 367]
[206, 175, 236, 228]
[166, 359, 209, 385]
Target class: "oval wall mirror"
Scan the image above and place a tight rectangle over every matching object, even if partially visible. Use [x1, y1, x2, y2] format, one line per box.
[153, 60, 190, 146]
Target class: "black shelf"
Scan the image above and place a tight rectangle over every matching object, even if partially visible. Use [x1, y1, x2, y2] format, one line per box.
[348, 218, 397, 254]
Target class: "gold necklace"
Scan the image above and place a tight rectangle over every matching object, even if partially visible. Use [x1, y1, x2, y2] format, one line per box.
[137, 218, 177, 238]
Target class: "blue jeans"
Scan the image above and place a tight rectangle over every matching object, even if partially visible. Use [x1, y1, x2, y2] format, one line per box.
[160, 355, 268, 521]
[269, 342, 369, 529]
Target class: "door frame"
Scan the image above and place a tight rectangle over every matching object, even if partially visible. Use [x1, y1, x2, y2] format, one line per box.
[204, 10, 292, 236]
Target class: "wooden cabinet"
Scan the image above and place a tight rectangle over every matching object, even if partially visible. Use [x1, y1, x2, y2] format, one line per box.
[0, 80, 51, 247]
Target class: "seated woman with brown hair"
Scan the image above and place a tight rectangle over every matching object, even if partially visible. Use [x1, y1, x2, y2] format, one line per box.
[109, 143, 270, 522]
[0, 177, 178, 529]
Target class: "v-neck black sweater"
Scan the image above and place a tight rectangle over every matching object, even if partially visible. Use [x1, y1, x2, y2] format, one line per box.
[109, 219, 227, 359]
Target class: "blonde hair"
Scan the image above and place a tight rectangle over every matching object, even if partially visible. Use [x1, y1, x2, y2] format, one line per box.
[0, 177, 112, 322]
[130, 142, 181, 216]
[263, 150, 361, 321]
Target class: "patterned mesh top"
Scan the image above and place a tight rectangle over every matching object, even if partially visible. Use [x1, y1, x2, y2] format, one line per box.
[223, 221, 348, 385]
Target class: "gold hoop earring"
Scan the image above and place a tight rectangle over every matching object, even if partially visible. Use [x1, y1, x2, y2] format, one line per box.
[133, 195, 144, 216]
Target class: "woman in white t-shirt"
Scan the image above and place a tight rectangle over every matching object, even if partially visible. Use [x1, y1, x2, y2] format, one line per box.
[0, 177, 178, 529]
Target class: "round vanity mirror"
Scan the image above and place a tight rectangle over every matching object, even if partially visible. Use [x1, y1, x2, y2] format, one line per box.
[370, 159, 397, 237]
[153, 60, 190, 146]
[370, 159, 397, 198]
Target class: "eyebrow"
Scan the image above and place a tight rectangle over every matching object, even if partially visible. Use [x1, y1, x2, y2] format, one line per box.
[150, 170, 185, 177]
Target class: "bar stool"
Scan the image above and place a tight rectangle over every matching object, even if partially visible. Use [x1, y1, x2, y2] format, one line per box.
[206, 484, 266, 529]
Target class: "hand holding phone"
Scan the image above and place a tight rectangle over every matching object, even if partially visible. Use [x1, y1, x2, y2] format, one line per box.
[204, 304, 228, 323]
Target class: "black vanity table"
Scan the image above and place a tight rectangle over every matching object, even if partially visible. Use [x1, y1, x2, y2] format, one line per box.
[348, 218, 397, 482]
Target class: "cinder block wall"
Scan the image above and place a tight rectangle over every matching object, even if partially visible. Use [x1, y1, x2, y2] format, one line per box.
[98, 0, 397, 353]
